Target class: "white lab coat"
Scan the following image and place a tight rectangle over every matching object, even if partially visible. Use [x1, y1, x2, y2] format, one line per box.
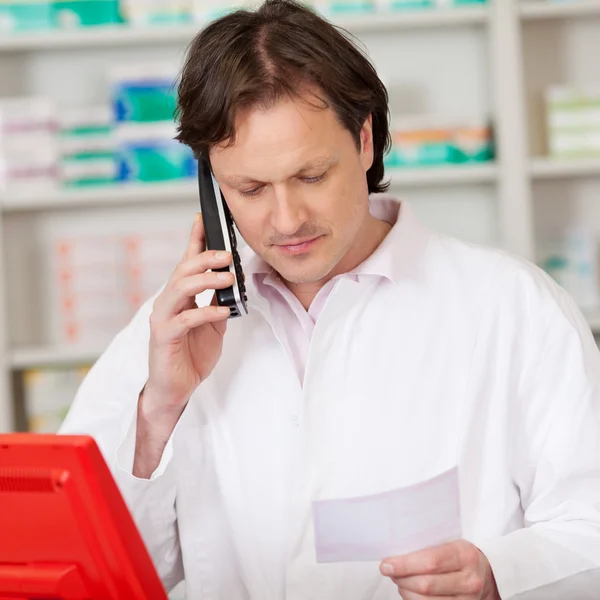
[61, 200, 600, 600]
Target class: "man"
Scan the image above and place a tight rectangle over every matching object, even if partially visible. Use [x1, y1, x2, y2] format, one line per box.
[60, 1, 600, 598]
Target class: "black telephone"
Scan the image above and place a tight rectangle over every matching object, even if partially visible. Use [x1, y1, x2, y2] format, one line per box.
[197, 158, 248, 318]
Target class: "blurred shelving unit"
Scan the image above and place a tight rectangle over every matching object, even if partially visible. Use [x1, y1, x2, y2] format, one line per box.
[0, 164, 498, 213]
[0, 6, 489, 52]
[0, 1, 512, 431]
[520, 0, 600, 19]
[386, 164, 498, 187]
[520, 0, 600, 343]
[3, 0, 600, 432]
[530, 157, 600, 180]
[1, 180, 198, 212]
[12, 305, 600, 374]
[9, 344, 106, 370]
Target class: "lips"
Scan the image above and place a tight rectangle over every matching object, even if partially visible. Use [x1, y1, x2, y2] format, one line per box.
[276, 236, 321, 255]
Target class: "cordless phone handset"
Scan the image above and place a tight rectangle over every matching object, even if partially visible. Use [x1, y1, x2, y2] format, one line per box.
[197, 158, 248, 318]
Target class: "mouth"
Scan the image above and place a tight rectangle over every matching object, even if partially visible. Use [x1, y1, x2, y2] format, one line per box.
[275, 235, 322, 255]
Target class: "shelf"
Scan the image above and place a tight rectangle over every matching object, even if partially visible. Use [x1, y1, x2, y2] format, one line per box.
[1, 164, 497, 212]
[10, 344, 106, 369]
[387, 163, 497, 186]
[0, 7, 489, 52]
[520, 0, 600, 20]
[0, 23, 201, 52]
[530, 157, 600, 179]
[1, 180, 198, 212]
[9, 305, 600, 368]
[335, 6, 489, 30]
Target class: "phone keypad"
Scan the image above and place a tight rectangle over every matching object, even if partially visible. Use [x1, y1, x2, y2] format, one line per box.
[224, 206, 248, 309]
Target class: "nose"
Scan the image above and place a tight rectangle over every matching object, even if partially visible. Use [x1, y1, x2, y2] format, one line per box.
[270, 185, 308, 237]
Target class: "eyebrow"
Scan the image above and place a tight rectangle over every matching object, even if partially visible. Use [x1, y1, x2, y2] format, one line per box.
[224, 156, 337, 187]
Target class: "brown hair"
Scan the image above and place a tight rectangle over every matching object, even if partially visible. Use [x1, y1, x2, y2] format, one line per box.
[176, 0, 391, 194]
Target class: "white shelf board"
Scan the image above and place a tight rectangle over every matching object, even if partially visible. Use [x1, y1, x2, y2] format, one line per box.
[1, 179, 198, 212]
[1, 164, 497, 212]
[12, 305, 600, 369]
[387, 163, 497, 186]
[335, 6, 489, 30]
[530, 157, 600, 179]
[520, 0, 600, 20]
[0, 7, 489, 52]
[10, 305, 600, 368]
[10, 344, 106, 369]
[0, 23, 201, 52]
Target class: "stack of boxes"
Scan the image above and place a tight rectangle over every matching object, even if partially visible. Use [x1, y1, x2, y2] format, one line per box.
[0, 98, 58, 193]
[51, 234, 128, 345]
[24, 366, 91, 433]
[123, 231, 185, 311]
[111, 64, 196, 183]
[58, 106, 116, 187]
[119, 0, 192, 24]
[0, 0, 489, 32]
[384, 116, 494, 169]
[318, 0, 487, 15]
[538, 229, 600, 315]
[0, 0, 122, 31]
[539, 87, 600, 315]
[49, 229, 186, 346]
[1, 62, 196, 194]
[546, 86, 600, 159]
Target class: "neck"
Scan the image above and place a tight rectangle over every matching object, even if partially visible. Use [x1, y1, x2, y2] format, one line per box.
[285, 213, 392, 310]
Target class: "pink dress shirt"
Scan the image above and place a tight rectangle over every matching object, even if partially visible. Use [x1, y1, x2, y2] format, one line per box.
[245, 196, 400, 384]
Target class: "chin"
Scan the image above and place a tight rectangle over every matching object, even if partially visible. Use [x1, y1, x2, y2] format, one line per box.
[276, 262, 335, 285]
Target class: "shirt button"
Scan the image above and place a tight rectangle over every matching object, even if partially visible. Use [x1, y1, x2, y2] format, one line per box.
[290, 414, 300, 427]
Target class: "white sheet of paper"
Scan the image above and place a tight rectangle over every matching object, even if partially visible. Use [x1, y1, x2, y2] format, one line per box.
[312, 467, 462, 563]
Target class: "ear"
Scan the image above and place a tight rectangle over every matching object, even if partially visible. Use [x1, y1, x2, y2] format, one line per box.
[359, 114, 374, 172]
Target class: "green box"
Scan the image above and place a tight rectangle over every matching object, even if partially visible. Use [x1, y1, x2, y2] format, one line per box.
[0, 0, 122, 30]
[53, 0, 123, 27]
[452, 0, 487, 5]
[0, 1, 54, 31]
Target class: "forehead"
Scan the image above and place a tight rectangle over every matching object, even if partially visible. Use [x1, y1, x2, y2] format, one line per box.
[210, 93, 352, 172]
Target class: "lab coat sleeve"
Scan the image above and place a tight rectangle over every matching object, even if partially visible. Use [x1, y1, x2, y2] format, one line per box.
[59, 293, 184, 592]
[478, 275, 600, 600]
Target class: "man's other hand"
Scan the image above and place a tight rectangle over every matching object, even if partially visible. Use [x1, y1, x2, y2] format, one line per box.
[380, 540, 501, 599]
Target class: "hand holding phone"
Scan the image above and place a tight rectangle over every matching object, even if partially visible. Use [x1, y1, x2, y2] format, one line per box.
[138, 216, 234, 477]
[197, 158, 248, 318]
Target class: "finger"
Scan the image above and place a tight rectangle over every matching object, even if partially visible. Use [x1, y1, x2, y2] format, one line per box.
[154, 271, 234, 318]
[167, 305, 230, 340]
[393, 570, 484, 597]
[183, 213, 206, 261]
[175, 249, 232, 280]
[381, 542, 464, 578]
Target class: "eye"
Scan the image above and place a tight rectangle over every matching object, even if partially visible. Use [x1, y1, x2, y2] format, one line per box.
[239, 186, 264, 197]
[302, 173, 326, 184]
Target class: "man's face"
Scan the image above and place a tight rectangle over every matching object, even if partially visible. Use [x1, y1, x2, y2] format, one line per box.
[209, 91, 374, 285]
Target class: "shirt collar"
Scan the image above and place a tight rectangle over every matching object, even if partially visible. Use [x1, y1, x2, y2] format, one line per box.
[240, 196, 431, 286]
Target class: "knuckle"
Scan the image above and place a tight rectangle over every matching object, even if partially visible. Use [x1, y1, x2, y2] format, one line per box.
[464, 572, 485, 595]
[200, 305, 214, 317]
[421, 576, 436, 595]
[173, 262, 186, 279]
[462, 544, 480, 566]
[425, 554, 441, 572]
[171, 280, 184, 295]
[178, 311, 192, 327]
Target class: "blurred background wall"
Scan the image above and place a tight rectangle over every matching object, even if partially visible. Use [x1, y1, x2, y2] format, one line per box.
[0, 0, 598, 437]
